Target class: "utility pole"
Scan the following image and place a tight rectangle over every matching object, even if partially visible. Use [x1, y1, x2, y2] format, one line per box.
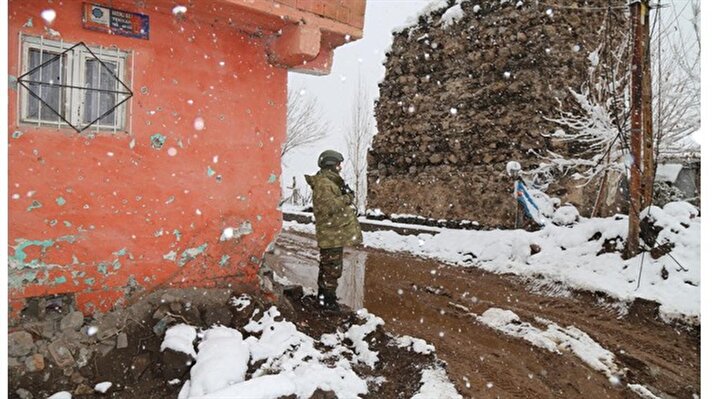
[627, 0, 650, 258]
[641, 0, 654, 208]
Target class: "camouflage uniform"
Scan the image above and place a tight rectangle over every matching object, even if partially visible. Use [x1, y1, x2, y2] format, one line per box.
[305, 167, 363, 305]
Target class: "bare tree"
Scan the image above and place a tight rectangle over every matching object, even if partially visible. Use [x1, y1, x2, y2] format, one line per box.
[282, 87, 330, 157]
[530, 34, 631, 189]
[280, 176, 313, 208]
[344, 75, 375, 213]
[531, 1, 700, 190]
[651, 0, 700, 159]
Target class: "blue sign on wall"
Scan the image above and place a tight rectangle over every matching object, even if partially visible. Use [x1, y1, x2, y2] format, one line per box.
[82, 3, 150, 40]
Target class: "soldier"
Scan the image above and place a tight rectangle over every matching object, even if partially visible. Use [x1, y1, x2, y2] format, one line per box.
[304, 150, 363, 311]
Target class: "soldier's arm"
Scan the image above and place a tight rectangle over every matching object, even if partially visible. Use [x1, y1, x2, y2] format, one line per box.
[315, 182, 352, 216]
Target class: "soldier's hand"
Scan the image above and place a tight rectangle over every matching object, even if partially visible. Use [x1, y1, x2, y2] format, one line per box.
[341, 184, 354, 196]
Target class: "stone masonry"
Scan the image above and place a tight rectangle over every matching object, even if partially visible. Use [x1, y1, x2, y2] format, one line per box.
[369, 0, 628, 227]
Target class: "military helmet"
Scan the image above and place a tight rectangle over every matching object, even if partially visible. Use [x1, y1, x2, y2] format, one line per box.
[318, 150, 344, 168]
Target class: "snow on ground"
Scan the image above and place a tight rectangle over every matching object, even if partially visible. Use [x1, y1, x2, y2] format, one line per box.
[474, 307, 671, 398]
[283, 201, 700, 321]
[230, 293, 252, 311]
[392, 335, 435, 354]
[628, 383, 662, 399]
[440, 1, 465, 27]
[94, 382, 113, 393]
[169, 306, 459, 399]
[161, 324, 198, 358]
[412, 366, 463, 399]
[476, 308, 620, 380]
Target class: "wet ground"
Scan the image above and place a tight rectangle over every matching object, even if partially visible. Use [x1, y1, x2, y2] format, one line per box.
[265, 231, 700, 398]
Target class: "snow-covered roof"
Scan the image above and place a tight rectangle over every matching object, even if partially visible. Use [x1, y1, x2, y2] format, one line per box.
[655, 163, 684, 183]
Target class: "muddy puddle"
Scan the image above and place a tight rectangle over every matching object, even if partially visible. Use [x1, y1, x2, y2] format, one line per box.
[264, 231, 700, 398]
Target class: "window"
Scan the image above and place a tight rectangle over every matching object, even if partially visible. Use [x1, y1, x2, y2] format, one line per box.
[18, 35, 132, 132]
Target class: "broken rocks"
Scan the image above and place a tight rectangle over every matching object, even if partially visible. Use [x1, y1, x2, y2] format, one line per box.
[60, 311, 85, 331]
[116, 332, 129, 349]
[9, 331, 35, 357]
[74, 383, 95, 396]
[15, 388, 33, 399]
[201, 305, 233, 327]
[161, 348, 193, 380]
[24, 354, 45, 372]
[130, 353, 151, 380]
[48, 340, 75, 368]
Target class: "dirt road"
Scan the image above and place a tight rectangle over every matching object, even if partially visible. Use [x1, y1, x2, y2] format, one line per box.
[265, 231, 700, 398]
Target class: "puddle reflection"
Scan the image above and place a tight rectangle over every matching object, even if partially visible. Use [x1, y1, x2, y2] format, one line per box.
[265, 234, 366, 310]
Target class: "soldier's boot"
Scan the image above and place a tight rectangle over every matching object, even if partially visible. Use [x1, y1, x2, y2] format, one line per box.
[317, 289, 339, 312]
[317, 247, 343, 312]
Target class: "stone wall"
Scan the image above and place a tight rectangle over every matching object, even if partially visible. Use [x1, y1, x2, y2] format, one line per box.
[368, 0, 628, 227]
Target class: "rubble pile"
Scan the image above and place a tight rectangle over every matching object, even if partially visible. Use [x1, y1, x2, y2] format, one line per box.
[8, 288, 446, 399]
[7, 289, 246, 398]
[369, 0, 628, 227]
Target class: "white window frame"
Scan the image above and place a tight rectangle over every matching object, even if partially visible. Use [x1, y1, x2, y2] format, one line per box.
[18, 34, 130, 132]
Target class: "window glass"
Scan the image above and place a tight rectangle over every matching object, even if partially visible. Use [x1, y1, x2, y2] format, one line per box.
[27, 49, 65, 123]
[83, 59, 119, 126]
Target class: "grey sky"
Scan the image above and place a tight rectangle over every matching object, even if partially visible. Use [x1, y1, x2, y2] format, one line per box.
[282, 0, 431, 189]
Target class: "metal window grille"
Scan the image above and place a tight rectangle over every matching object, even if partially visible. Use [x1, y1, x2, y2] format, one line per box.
[17, 39, 133, 132]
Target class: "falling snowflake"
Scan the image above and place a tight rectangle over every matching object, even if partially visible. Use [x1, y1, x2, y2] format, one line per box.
[503, 71, 511, 79]
[41, 9, 56, 24]
[172, 5, 188, 15]
[193, 117, 205, 131]
[449, 107, 458, 115]
[545, 8, 553, 16]
[167, 147, 178, 157]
